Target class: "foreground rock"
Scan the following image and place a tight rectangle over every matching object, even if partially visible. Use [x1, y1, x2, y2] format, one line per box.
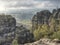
[16, 25, 34, 44]
[0, 15, 16, 45]
[0, 15, 34, 45]
[23, 38, 60, 45]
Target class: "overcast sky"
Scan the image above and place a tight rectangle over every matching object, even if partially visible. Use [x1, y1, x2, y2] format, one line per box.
[0, 0, 59, 12]
[0, 0, 60, 21]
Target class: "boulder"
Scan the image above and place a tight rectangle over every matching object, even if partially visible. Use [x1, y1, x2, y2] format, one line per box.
[16, 25, 34, 44]
[0, 15, 16, 45]
[23, 38, 58, 45]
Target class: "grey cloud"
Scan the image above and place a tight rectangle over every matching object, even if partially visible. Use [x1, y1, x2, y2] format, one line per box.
[2, 0, 35, 8]
[34, 0, 60, 3]
[1, 0, 59, 9]
[0, 0, 60, 21]
[6, 1, 35, 8]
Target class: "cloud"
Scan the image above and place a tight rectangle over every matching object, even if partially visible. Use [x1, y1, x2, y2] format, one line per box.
[0, 0, 59, 11]
[0, 0, 59, 21]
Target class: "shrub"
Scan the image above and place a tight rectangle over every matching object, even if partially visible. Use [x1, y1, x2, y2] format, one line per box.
[33, 24, 49, 40]
[12, 39, 18, 45]
[52, 31, 60, 40]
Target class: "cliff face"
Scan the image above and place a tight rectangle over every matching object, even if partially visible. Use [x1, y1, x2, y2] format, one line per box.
[16, 25, 34, 44]
[32, 8, 60, 30]
[0, 15, 16, 34]
[32, 10, 52, 30]
[0, 15, 34, 45]
[0, 15, 16, 45]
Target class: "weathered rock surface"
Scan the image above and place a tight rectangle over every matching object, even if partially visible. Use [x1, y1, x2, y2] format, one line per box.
[0, 15, 16, 34]
[32, 8, 60, 31]
[32, 10, 52, 30]
[16, 25, 34, 44]
[0, 15, 16, 45]
[23, 38, 60, 45]
[0, 15, 34, 45]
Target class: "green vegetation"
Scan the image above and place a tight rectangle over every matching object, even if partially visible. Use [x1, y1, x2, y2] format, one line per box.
[33, 24, 49, 40]
[32, 9, 60, 41]
[18, 20, 32, 29]
[52, 31, 60, 40]
[33, 17, 60, 41]
[12, 39, 18, 45]
[0, 9, 60, 45]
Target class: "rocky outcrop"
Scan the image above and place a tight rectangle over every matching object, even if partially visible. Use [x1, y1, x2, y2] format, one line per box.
[16, 25, 34, 44]
[0, 15, 34, 45]
[32, 10, 52, 30]
[0, 15, 16, 34]
[23, 38, 60, 45]
[0, 15, 16, 45]
[32, 8, 60, 30]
